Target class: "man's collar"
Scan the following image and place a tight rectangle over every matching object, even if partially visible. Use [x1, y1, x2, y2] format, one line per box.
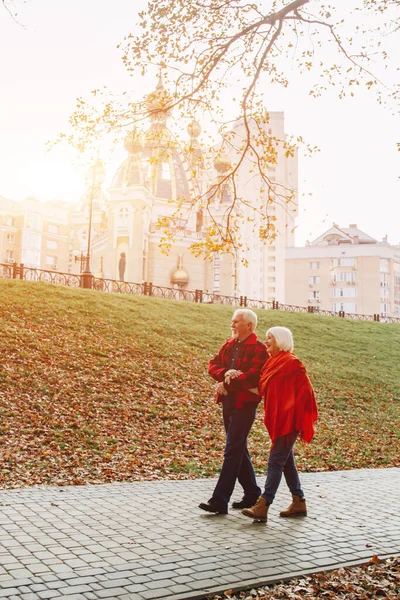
[228, 332, 258, 345]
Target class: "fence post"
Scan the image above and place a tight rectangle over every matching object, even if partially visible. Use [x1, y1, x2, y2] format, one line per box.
[19, 263, 24, 280]
[195, 289, 203, 303]
[373, 313, 380, 322]
[12, 262, 18, 279]
[308, 306, 314, 313]
[272, 300, 279, 310]
[239, 296, 247, 307]
[81, 272, 93, 289]
[143, 282, 153, 296]
[339, 310, 345, 318]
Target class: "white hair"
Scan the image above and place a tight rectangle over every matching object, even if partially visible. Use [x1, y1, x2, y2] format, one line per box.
[233, 309, 258, 332]
[267, 326, 294, 352]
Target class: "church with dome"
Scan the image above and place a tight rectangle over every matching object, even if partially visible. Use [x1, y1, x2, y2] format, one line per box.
[0, 79, 298, 303]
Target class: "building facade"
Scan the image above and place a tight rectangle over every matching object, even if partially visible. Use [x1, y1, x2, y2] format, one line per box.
[285, 224, 400, 318]
[0, 196, 71, 273]
[1, 82, 298, 302]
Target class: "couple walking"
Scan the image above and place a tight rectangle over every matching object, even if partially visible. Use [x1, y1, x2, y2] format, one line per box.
[199, 309, 318, 522]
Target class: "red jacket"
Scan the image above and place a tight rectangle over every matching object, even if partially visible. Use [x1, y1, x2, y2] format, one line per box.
[208, 333, 268, 408]
[259, 351, 318, 443]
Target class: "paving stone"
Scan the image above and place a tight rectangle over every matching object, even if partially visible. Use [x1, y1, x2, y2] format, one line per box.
[171, 574, 195, 585]
[0, 470, 397, 600]
[37, 591, 62, 599]
[0, 590, 20, 598]
[95, 588, 131, 598]
[57, 585, 93, 596]
[100, 578, 131, 588]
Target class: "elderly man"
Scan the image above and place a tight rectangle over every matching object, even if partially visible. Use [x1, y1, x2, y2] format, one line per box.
[199, 309, 268, 514]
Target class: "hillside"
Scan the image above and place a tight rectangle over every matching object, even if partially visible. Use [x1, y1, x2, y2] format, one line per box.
[0, 279, 399, 488]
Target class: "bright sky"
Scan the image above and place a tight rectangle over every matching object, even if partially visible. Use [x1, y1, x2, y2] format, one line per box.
[1, 0, 399, 246]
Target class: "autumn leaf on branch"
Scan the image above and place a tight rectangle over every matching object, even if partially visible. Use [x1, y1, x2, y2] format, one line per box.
[59, 0, 399, 257]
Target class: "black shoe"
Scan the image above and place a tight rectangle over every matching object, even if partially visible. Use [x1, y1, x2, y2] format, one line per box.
[198, 501, 228, 514]
[231, 497, 259, 509]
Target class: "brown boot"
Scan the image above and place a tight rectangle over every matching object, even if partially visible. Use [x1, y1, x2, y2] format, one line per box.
[241, 496, 269, 522]
[279, 496, 307, 517]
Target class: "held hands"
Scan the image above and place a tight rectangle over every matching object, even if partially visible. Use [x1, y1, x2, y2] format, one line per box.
[215, 382, 228, 396]
[224, 369, 243, 385]
[216, 370, 244, 396]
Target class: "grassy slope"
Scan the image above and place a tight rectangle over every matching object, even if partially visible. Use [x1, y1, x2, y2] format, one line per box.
[0, 279, 399, 488]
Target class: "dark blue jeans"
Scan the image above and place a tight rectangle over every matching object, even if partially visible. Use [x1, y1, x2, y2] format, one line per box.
[261, 431, 304, 505]
[211, 396, 261, 508]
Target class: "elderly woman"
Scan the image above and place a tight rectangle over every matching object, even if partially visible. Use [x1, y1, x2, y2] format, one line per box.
[242, 326, 318, 523]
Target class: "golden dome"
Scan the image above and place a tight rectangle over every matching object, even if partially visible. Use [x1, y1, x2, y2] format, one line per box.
[187, 120, 201, 139]
[170, 254, 189, 286]
[214, 149, 232, 173]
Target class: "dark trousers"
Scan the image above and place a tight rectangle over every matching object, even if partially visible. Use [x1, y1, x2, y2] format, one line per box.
[261, 431, 304, 505]
[211, 396, 261, 508]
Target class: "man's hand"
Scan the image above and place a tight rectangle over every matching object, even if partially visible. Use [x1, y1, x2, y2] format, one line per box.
[215, 382, 228, 396]
[224, 369, 243, 385]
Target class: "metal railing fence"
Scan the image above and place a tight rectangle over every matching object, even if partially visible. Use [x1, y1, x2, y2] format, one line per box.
[1, 262, 399, 324]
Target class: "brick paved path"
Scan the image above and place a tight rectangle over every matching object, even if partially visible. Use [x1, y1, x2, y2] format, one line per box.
[0, 468, 399, 599]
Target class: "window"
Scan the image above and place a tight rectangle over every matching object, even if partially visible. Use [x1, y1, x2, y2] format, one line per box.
[5, 249, 14, 263]
[331, 287, 356, 298]
[380, 288, 390, 301]
[6, 233, 15, 243]
[22, 231, 41, 249]
[45, 256, 57, 268]
[309, 276, 320, 285]
[380, 259, 389, 273]
[46, 240, 58, 250]
[48, 224, 58, 234]
[308, 291, 320, 301]
[268, 266, 275, 273]
[118, 207, 129, 220]
[380, 273, 390, 287]
[21, 249, 40, 266]
[26, 212, 42, 230]
[5, 217, 15, 227]
[331, 258, 355, 268]
[331, 302, 356, 313]
[310, 261, 320, 270]
[333, 271, 356, 284]
[161, 162, 171, 180]
[380, 302, 390, 316]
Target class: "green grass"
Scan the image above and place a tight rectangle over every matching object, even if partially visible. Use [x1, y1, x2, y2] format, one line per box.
[0, 279, 399, 488]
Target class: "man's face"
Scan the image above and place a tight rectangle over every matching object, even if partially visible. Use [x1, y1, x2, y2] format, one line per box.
[231, 314, 252, 341]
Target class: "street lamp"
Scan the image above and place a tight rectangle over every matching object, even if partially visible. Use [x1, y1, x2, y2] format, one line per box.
[81, 160, 106, 289]
[72, 250, 86, 273]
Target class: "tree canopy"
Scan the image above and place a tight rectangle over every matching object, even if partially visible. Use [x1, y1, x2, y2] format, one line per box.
[60, 0, 399, 257]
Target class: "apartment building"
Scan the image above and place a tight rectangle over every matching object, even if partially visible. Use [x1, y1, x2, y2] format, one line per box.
[285, 223, 400, 318]
[0, 196, 71, 273]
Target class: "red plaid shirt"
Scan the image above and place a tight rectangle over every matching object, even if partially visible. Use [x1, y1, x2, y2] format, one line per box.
[208, 333, 268, 408]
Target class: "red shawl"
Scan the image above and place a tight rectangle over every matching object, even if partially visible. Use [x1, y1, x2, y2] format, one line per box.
[259, 351, 318, 443]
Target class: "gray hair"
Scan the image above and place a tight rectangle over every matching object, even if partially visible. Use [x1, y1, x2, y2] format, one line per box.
[267, 326, 294, 352]
[233, 309, 258, 332]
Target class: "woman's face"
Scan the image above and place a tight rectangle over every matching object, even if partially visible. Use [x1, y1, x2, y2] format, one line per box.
[266, 332, 280, 357]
